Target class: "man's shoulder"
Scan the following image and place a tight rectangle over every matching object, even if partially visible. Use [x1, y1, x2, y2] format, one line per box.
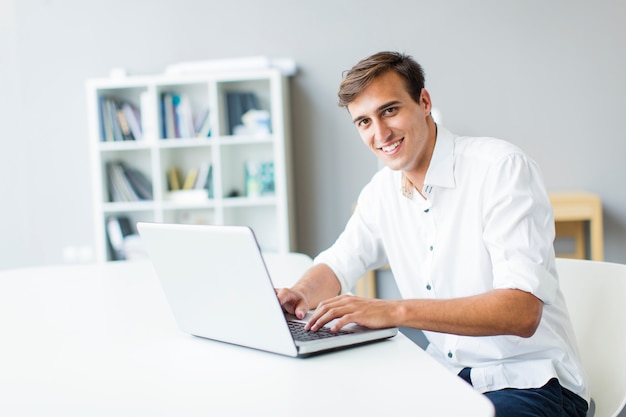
[454, 134, 527, 163]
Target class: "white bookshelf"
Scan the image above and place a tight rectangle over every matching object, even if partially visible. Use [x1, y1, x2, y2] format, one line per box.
[86, 68, 295, 262]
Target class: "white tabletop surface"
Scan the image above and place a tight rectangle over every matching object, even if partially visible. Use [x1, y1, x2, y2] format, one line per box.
[0, 259, 494, 416]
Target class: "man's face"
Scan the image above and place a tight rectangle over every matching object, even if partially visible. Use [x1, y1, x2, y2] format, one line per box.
[347, 71, 434, 175]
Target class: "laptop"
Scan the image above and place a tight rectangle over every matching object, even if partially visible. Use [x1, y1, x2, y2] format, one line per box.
[136, 222, 397, 357]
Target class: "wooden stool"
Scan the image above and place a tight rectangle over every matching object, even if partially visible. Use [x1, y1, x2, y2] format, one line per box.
[549, 191, 604, 261]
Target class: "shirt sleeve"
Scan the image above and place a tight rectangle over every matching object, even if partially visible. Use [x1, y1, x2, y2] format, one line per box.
[481, 152, 558, 304]
[313, 178, 388, 294]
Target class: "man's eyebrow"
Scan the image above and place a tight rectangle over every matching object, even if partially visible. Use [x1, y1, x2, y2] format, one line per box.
[351, 100, 402, 124]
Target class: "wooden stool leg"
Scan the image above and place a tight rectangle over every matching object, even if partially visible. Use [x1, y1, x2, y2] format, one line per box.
[589, 199, 604, 261]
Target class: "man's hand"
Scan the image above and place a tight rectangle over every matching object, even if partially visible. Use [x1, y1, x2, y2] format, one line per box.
[275, 288, 309, 320]
[305, 294, 399, 332]
[275, 263, 342, 321]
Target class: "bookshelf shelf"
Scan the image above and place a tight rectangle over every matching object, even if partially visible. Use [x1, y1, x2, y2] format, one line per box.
[87, 68, 295, 261]
[98, 141, 153, 151]
[102, 202, 156, 212]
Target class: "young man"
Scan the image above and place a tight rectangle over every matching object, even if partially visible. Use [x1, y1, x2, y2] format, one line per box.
[276, 51, 588, 417]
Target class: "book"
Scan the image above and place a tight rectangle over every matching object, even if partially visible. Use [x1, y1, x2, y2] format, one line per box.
[175, 94, 194, 138]
[116, 107, 134, 141]
[199, 164, 213, 198]
[194, 107, 211, 138]
[122, 102, 143, 141]
[194, 162, 211, 190]
[168, 167, 181, 191]
[106, 161, 122, 201]
[102, 97, 117, 142]
[100, 97, 115, 142]
[161, 93, 176, 139]
[121, 164, 152, 200]
[106, 161, 128, 201]
[111, 162, 139, 201]
[182, 167, 199, 190]
[108, 100, 124, 141]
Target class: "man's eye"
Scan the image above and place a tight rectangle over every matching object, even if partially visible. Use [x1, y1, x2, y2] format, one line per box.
[358, 119, 370, 127]
[383, 107, 396, 115]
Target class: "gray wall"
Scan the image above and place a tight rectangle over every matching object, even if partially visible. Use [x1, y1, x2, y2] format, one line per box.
[1, 0, 625, 270]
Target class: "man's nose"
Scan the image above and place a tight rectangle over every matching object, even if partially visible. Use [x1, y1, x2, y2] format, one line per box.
[373, 120, 392, 142]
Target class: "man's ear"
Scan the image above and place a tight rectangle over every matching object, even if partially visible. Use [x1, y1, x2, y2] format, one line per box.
[420, 88, 433, 114]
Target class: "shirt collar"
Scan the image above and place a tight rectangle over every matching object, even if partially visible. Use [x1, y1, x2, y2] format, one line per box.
[400, 125, 457, 199]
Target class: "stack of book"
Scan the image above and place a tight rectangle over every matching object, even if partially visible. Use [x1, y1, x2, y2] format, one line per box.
[99, 97, 143, 142]
[106, 161, 153, 202]
[166, 162, 213, 200]
[160, 93, 211, 139]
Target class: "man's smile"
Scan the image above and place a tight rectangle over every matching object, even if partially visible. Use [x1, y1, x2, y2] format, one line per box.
[379, 138, 403, 154]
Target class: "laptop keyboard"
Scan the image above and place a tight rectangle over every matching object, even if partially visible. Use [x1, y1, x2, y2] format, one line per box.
[288, 320, 355, 341]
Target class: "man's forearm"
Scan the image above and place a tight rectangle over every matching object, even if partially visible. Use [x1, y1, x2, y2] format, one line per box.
[395, 289, 543, 338]
[292, 263, 342, 309]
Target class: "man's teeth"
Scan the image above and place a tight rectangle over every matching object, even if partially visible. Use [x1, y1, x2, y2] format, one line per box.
[382, 141, 401, 152]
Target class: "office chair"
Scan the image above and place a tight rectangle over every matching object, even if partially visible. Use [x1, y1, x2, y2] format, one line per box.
[556, 258, 626, 417]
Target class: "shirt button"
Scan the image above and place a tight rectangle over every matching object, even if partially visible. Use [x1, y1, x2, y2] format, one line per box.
[448, 351, 453, 359]
[429, 245, 434, 251]
[424, 208, 430, 213]
[426, 284, 432, 291]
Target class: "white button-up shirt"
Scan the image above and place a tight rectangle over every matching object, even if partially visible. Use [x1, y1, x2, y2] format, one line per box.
[314, 126, 588, 401]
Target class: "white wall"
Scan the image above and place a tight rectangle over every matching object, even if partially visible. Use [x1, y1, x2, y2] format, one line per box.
[1, 0, 625, 269]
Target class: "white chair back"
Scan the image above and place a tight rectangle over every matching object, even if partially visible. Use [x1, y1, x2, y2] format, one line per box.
[556, 258, 626, 417]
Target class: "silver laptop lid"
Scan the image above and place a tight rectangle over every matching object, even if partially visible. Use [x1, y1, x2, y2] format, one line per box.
[137, 222, 298, 357]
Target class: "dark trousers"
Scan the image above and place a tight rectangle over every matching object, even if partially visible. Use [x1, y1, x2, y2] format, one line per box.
[458, 368, 588, 417]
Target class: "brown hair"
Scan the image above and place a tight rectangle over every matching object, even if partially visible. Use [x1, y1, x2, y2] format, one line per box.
[338, 51, 425, 108]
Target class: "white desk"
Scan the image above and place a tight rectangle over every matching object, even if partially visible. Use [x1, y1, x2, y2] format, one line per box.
[0, 260, 494, 416]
